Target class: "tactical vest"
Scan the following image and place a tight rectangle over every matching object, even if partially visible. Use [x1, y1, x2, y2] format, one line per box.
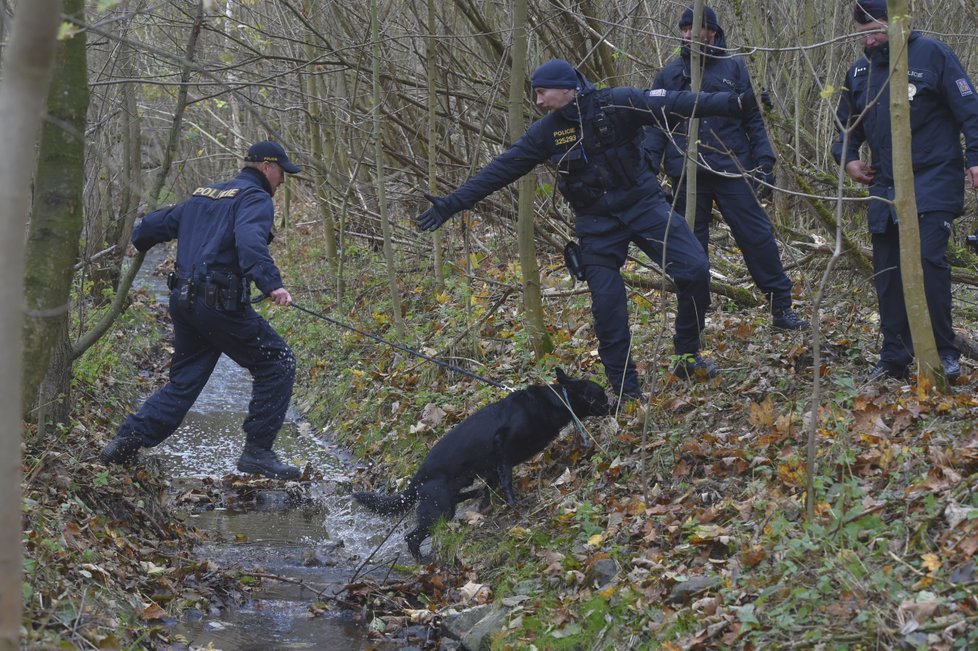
[551, 93, 644, 211]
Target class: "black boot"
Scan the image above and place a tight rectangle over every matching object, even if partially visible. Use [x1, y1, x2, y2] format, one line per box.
[772, 306, 810, 330]
[236, 445, 301, 481]
[99, 435, 142, 466]
[862, 362, 910, 383]
[673, 354, 718, 381]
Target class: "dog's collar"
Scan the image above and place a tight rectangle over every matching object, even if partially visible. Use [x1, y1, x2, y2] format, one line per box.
[561, 385, 591, 448]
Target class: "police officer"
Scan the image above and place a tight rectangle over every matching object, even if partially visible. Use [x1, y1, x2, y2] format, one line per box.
[645, 5, 807, 331]
[832, 1, 978, 382]
[100, 140, 303, 480]
[417, 59, 756, 401]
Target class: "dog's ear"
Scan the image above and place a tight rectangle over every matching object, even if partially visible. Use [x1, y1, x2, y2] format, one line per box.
[555, 367, 569, 384]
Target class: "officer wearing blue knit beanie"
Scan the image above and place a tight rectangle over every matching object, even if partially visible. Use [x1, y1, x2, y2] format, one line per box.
[416, 58, 759, 398]
[530, 58, 579, 90]
[853, 0, 887, 24]
[679, 5, 719, 32]
[645, 5, 808, 332]
[832, 1, 978, 383]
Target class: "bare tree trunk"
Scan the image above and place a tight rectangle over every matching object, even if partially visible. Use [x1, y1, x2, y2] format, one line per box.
[888, 0, 942, 388]
[69, 0, 204, 362]
[372, 0, 405, 339]
[117, 76, 143, 256]
[21, 0, 88, 421]
[427, 0, 444, 289]
[0, 2, 61, 647]
[509, 0, 552, 359]
[303, 8, 338, 285]
[682, 0, 705, 229]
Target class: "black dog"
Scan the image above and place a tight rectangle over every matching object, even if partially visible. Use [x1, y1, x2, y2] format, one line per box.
[354, 368, 609, 561]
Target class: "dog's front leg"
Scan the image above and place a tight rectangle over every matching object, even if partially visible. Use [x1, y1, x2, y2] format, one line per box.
[497, 464, 516, 506]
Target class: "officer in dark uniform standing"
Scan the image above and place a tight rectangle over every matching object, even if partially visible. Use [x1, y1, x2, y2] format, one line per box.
[100, 140, 303, 480]
[832, 0, 978, 382]
[417, 58, 756, 401]
[645, 5, 808, 331]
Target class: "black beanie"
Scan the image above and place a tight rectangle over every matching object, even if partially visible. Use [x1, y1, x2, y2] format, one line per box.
[531, 59, 578, 89]
[853, 0, 887, 24]
[679, 5, 720, 31]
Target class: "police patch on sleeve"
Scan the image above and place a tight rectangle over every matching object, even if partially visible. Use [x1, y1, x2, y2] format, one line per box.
[956, 78, 974, 96]
[646, 89, 667, 97]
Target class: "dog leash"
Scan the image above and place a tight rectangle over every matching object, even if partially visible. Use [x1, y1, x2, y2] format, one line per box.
[561, 385, 591, 449]
[289, 302, 595, 445]
[289, 302, 514, 391]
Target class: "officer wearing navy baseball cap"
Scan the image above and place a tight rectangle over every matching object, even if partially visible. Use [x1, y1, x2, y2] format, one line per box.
[100, 138, 303, 480]
[245, 139, 301, 174]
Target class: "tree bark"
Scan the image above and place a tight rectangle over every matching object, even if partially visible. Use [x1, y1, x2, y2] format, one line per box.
[0, 2, 61, 647]
[21, 0, 88, 421]
[887, 0, 943, 389]
[69, 0, 204, 363]
[427, 0, 445, 289]
[304, 23, 339, 286]
[372, 0, 405, 339]
[682, 0, 705, 230]
[509, 0, 552, 359]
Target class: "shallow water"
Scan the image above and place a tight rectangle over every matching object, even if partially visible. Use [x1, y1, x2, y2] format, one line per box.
[134, 249, 415, 650]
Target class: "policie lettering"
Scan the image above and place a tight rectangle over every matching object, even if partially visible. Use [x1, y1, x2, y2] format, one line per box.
[553, 127, 578, 146]
[192, 187, 241, 200]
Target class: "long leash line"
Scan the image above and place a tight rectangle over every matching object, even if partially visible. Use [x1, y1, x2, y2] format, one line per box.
[288, 302, 602, 450]
[288, 302, 514, 392]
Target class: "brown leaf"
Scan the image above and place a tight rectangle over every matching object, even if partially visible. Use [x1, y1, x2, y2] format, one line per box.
[740, 546, 767, 568]
[748, 397, 776, 429]
[139, 603, 167, 621]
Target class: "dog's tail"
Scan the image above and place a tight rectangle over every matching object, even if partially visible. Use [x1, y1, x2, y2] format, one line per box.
[353, 482, 419, 515]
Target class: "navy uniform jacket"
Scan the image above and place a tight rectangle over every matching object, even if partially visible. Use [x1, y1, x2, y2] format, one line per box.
[133, 167, 284, 294]
[645, 39, 774, 178]
[832, 31, 978, 232]
[435, 81, 742, 224]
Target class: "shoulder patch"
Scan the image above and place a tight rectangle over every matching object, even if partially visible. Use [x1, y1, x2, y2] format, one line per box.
[192, 187, 241, 200]
[646, 89, 667, 97]
[956, 78, 974, 97]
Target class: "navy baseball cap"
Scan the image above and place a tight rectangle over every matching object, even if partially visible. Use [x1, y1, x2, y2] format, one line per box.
[245, 140, 300, 174]
[853, 0, 887, 24]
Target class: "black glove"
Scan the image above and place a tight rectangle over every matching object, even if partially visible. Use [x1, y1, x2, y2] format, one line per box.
[415, 193, 455, 232]
[755, 163, 775, 200]
[760, 88, 773, 111]
[967, 232, 978, 254]
[734, 88, 757, 115]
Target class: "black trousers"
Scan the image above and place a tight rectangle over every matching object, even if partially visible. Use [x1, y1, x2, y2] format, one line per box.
[671, 173, 794, 308]
[871, 212, 957, 369]
[116, 291, 296, 450]
[580, 190, 710, 396]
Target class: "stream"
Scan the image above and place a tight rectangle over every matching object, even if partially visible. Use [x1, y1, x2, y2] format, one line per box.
[135, 248, 422, 650]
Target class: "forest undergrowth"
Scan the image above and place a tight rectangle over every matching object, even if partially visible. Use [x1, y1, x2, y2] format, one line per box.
[278, 211, 978, 650]
[21, 208, 978, 650]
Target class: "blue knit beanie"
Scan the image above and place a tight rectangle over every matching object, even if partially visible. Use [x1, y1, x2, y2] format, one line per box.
[531, 59, 578, 90]
[853, 0, 887, 24]
[679, 5, 720, 31]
